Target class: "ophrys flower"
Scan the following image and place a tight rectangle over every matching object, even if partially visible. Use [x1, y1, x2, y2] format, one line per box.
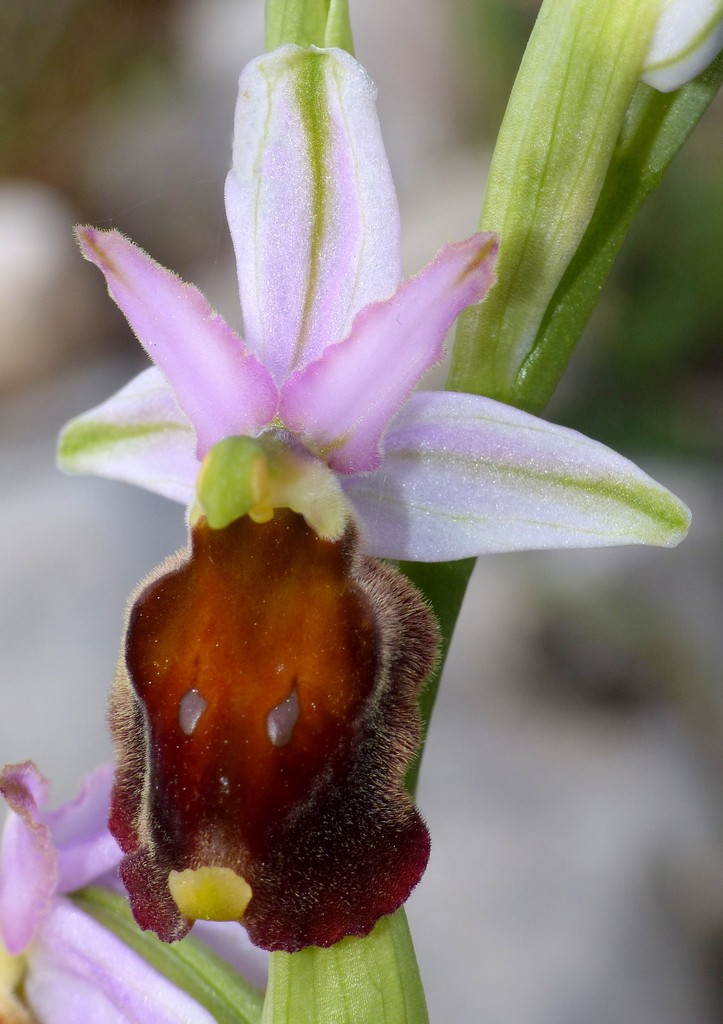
[58, 44, 690, 953]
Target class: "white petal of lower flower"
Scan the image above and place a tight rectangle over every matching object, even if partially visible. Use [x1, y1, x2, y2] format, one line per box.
[27, 899, 217, 1024]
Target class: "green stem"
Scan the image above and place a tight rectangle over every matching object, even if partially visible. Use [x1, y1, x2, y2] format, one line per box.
[402, 557, 475, 795]
[265, 0, 354, 53]
[262, 909, 428, 1024]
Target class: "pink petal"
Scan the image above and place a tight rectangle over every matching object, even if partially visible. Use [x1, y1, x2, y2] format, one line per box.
[280, 234, 498, 473]
[58, 368, 199, 504]
[225, 45, 401, 383]
[76, 227, 278, 456]
[44, 764, 121, 896]
[26, 898, 217, 1024]
[343, 391, 691, 560]
[0, 763, 57, 955]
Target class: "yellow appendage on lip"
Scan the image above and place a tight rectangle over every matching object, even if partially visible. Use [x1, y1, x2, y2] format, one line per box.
[168, 866, 252, 922]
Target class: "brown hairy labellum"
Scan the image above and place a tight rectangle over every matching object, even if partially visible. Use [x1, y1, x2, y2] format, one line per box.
[109, 508, 438, 951]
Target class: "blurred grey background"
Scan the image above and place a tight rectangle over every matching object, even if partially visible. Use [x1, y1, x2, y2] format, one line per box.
[1, 1, 722, 1022]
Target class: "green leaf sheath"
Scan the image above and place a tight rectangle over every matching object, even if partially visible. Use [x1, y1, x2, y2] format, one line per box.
[448, 0, 660, 403]
[262, 910, 428, 1024]
[515, 51, 723, 412]
[72, 887, 264, 1024]
[265, 0, 354, 53]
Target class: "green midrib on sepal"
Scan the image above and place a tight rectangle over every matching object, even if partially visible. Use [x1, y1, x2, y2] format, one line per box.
[72, 886, 264, 1024]
[58, 419, 190, 464]
[387, 447, 690, 544]
[262, 909, 429, 1024]
[291, 51, 332, 371]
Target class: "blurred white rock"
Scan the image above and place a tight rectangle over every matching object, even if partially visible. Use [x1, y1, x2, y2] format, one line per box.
[0, 181, 101, 390]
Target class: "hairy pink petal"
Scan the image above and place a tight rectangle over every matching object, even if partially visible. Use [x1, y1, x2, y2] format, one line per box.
[0, 763, 56, 955]
[76, 227, 278, 456]
[44, 764, 121, 895]
[279, 234, 498, 473]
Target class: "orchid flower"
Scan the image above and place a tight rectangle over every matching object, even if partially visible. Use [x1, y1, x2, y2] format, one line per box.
[0, 762, 219, 1023]
[57, 44, 689, 954]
